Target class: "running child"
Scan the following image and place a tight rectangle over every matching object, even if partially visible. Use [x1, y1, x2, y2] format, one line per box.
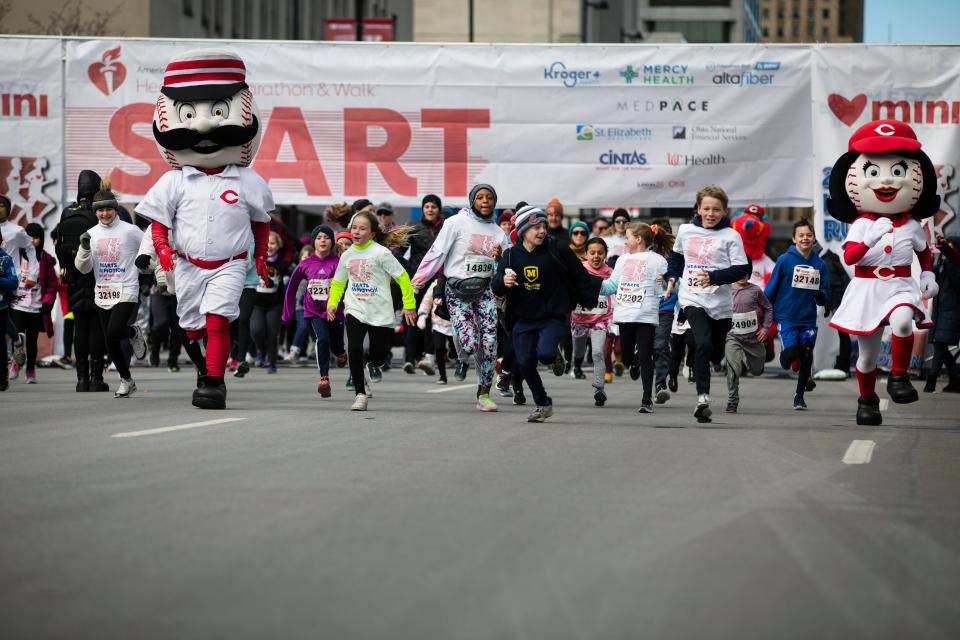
[666, 186, 750, 423]
[572, 237, 613, 406]
[724, 273, 773, 413]
[764, 218, 830, 410]
[600, 222, 671, 413]
[9, 223, 58, 384]
[327, 211, 417, 411]
[417, 277, 454, 384]
[0, 226, 19, 391]
[283, 225, 345, 397]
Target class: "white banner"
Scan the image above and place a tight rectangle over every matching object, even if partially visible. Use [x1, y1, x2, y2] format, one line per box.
[0, 37, 62, 229]
[61, 39, 813, 208]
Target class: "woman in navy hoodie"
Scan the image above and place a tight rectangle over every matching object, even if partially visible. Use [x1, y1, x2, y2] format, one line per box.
[764, 219, 830, 410]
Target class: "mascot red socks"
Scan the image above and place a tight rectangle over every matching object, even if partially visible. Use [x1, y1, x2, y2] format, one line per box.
[827, 120, 940, 425]
[136, 49, 275, 409]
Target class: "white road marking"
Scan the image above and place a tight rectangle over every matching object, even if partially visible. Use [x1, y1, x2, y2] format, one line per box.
[112, 417, 247, 438]
[879, 399, 889, 411]
[427, 383, 477, 394]
[842, 440, 876, 465]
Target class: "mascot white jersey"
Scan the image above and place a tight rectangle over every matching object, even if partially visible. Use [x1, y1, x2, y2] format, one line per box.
[135, 49, 274, 410]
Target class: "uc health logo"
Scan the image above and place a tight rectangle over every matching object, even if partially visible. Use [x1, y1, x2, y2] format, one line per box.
[88, 46, 126, 96]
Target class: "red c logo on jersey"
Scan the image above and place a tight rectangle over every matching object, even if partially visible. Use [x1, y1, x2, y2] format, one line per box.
[220, 190, 239, 204]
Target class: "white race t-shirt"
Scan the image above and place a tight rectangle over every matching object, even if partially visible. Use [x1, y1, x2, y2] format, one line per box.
[333, 241, 407, 327]
[608, 250, 668, 324]
[672, 223, 748, 320]
[80, 218, 144, 309]
[412, 209, 508, 285]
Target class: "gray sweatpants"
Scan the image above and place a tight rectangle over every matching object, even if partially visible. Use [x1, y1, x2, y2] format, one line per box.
[573, 328, 607, 391]
[725, 335, 766, 406]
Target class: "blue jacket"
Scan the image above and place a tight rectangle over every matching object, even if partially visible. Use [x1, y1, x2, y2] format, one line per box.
[659, 288, 677, 313]
[0, 249, 19, 310]
[764, 246, 830, 326]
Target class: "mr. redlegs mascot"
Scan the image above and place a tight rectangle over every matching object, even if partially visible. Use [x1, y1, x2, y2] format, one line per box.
[136, 49, 274, 409]
[827, 120, 940, 425]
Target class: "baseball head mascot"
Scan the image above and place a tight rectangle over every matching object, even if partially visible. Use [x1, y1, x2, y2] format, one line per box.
[826, 120, 940, 426]
[135, 49, 274, 410]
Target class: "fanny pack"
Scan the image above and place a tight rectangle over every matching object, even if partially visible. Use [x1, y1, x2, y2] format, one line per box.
[446, 276, 490, 301]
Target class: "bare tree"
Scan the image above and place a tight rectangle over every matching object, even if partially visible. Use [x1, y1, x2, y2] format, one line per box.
[25, 0, 122, 36]
[0, 0, 12, 32]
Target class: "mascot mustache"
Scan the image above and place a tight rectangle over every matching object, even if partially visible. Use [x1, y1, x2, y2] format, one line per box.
[153, 116, 259, 152]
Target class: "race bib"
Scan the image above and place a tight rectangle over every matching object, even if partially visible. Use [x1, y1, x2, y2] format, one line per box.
[683, 267, 718, 294]
[307, 278, 331, 302]
[791, 265, 820, 290]
[576, 296, 611, 315]
[615, 284, 645, 308]
[95, 282, 122, 308]
[463, 254, 494, 277]
[730, 311, 759, 335]
[256, 277, 279, 294]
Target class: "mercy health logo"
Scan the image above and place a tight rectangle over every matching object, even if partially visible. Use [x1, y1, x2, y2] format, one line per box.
[828, 93, 960, 127]
[620, 64, 694, 86]
[600, 150, 648, 166]
[666, 152, 726, 166]
[577, 124, 653, 142]
[543, 61, 600, 88]
[708, 61, 779, 87]
[88, 46, 126, 96]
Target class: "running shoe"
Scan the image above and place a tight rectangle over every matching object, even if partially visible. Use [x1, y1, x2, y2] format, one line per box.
[0, 379, 7, 392]
[668, 373, 678, 392]
[234, 361, 250, 378]
[496, 372, 513, 396]
[417, 356, 436, 376]
[115, 378, 136, 398]
[25, 370, 37, 384]
[573, 366, 586, 380]
[255, 355, 265, 368]
[454, 360, 468, 381]
[603, 372, 613, 384]
[805, 379, 817, 393]
[149, 352, 160, 368]
[638, 402, 653, 414]
[725, 403, 738, 414]
[9, 361, 20, 380]
[368, 363, 383, 383]
[229, 358, 238, 372]
[436, 376, 448, 385]
[552, 348, 565, 377]
[363, 374, 374, 397]
[694, 394, 712, 423]
[513, 388, 527, 405]
[614, 361, 624, 377]
[687, 368, 695, 385]
[403, 361, 416, 374]
[12, 333, 26, 366]
[564, 361, 572, 375]
[351, 393, 368, 411]
[345, 375, 354, 390]
[476, 393, 498, 412]
[655, 385, 670, 404]
[629, 363, 640, 381]
[168, 364, 180, 373]
[793, 394, 807, 410]
[318, 376, 331, 398]
[267, 365, 278, 374]
[593, 388, 607, 407]
[527, 405, 554, 423]
[131, 325, 147, 360]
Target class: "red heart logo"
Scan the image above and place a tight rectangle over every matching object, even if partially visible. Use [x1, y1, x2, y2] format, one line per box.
[828, 93, 867, 126]
[88, 47, 127, 96]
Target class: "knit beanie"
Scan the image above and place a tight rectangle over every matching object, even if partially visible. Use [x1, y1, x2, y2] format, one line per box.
[568, 221, 589, 238]
[422, 194, 442, 209]
[612, 207, 630, 223]
[311, 224, 335, 245]
[92, 178, 119, 212]
[498, 209, 515, 225]
[469, 183, 498, 217]
[547, 197, 564, 215]
[513, 205, 547, 238]
[335, 231, 352, 243]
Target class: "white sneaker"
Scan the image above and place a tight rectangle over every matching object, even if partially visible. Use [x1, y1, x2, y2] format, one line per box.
[115, 378, 137, 398]
[363, 374, 374, 398]
[11, 332, 26, 366]
[131, 325, 147, 360]
[695, 393, 712, 422]
[351, 393, 368, 411]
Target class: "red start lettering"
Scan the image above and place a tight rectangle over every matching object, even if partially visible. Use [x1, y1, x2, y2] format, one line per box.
[106, 105, 490, 197]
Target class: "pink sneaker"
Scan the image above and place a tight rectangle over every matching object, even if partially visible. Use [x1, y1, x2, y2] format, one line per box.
[9, 361, 20, 381]
[25, 369, 37, 384]
[229, 358, 238, 372]
[476, 393, 498, 412]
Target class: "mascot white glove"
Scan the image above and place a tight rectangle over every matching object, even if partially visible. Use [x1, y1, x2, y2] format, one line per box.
[920, 271, 939, 299]
[862, 216, 894, 247]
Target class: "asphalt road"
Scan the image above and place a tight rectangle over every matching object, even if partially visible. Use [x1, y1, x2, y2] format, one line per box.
[2, 362, 959, 639]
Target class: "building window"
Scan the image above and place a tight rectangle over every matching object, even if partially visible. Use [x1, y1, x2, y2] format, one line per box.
[822, 26, 830, 38]
[652, 20, 726, 43]
[183, 0, 193, 16]
[822, 8, 830, 19]
[807, 24, 814, 36]
[777, 27, 784, 37]
[762, 27, 769, 36]
[792, 25, 798, 36]
[761, 8, 769, 19]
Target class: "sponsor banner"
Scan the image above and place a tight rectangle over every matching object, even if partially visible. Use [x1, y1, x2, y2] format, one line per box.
[60, 40, 812, 207]
[0, 37, 62, 229]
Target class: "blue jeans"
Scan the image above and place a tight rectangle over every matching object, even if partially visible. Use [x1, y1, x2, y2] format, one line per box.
[292, 308, 312, 354]
[513, 318, 566, 407]
[308, 316, 344, 376]
[654, 312, 673, 388]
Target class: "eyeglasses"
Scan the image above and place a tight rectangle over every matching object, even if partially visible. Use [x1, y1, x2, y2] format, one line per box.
[614, 219, 626, 225]
[571, 230, 587, 236]
[595, 225, 609, 232]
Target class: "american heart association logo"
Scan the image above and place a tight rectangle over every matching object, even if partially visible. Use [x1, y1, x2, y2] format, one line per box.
[88, 46, 126, 96]
[828, 93, 867, 126]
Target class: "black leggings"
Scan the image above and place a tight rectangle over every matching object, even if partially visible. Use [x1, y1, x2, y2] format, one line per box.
[781, 342, 815, 396]
[434, 330, 453, 378]
[346, 314, 392, 396]
[11, 309, 43, 371]
[250, 304, 282, 366]
[669, 331, 695, 376]
[98, 302, 138, 380]
[63, 316, 74, 360]
[683, 306, 732, 396]
[74, 307, 106, 380]
[231, 288, 256, 362]
[150, 294, 181, 364]
[618, 322, 657, 400]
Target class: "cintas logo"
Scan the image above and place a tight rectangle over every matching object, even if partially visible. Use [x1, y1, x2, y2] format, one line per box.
[543, 61, 600, 88]
[88, 46, 126, 96]
[666, 152, 726, 166]
[600, 150, 648, 166]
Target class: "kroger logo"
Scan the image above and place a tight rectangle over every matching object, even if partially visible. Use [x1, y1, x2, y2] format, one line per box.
[544, 61, 601, 88]
[577, 124, 653, 142]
